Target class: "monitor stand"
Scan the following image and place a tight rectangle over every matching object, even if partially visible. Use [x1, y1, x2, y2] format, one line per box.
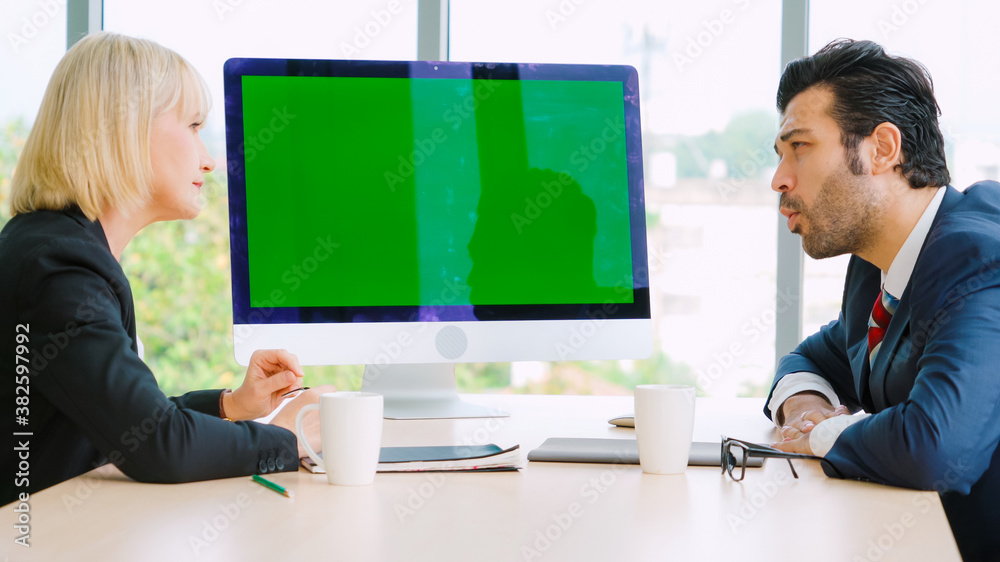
[360, 363, 509, 420]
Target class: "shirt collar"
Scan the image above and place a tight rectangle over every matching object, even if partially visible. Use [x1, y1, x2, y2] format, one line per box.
[882, 186, 946, 298]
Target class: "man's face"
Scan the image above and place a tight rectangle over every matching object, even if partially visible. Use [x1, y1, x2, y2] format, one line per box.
[772, 87, 886, 260]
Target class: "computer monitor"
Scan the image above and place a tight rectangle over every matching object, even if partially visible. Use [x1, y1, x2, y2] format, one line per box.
[223, 58, 651, 419]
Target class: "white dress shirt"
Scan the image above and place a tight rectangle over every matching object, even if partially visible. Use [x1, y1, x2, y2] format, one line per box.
[768, 186, 946, 456]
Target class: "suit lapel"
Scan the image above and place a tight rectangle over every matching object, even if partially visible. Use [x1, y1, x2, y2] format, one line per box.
[864, 187, 961, 410]
[852, 335, 875, 412]
[867, 289, 911, 411]
[850, 187, 961, 412]
[844, 258, 883, 412]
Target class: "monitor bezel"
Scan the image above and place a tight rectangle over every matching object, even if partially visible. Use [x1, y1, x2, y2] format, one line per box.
[223, 57, 650, 329]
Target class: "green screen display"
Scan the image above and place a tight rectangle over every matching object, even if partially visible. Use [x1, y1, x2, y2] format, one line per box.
[242, 75, 634, 308]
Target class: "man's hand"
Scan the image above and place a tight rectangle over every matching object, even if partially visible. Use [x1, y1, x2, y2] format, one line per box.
[226, 349, 306, 420]
[777, 392, 849, 446]
[771, 434, 813, 454]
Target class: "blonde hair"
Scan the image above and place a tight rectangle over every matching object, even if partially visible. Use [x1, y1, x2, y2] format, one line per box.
[10, 32, 210, 221]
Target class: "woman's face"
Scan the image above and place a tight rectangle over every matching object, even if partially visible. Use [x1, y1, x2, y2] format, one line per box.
[148, 94, 215, 221]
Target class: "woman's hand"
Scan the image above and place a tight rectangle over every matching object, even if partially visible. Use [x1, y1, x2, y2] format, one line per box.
[224, 349, 306, 420]
[269, 385, 337, 458]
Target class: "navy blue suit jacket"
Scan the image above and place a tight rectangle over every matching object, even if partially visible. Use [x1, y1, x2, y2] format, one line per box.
[767, 182, 1000, 560]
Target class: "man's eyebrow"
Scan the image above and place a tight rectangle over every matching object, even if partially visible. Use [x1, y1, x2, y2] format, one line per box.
[774, 127, 813, 155]
[779, 128, 812, 142]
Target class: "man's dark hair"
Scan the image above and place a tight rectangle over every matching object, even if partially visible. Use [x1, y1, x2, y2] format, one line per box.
[776, 39, 950, 188]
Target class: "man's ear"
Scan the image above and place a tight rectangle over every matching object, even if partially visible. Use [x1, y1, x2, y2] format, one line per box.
[868, 122, 904, 176]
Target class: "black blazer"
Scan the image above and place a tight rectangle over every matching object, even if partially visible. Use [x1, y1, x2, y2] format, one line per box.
[1, 207, 296, 505]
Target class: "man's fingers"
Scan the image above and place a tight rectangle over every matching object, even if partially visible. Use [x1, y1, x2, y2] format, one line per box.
[771, 440, 795, 452]
[771, 434, 812, 455]
[780, 425, 803, 440]
[784, 410, 817, 433]
[797, 405, 849, 429]
[803, 410, 828, 427]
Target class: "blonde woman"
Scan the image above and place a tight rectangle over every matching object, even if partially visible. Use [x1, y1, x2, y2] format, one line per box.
[0, 32, 329, 505]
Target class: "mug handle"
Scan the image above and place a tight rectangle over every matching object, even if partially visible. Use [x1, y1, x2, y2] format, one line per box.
[295, 403, 324, 471]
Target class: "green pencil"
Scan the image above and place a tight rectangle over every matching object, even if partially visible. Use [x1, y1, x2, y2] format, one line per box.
[252, 474, 295, 498]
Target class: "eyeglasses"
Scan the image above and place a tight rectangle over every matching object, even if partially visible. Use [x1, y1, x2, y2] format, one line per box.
[720, 436, 832, 481]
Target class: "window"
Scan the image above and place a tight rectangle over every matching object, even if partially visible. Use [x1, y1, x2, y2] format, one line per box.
[103, 1, 418, 394]
[804, 0, 1000, 335]
[20, 2, 985, 397]
[0, 0, 67, 227]
[105, 0, 418, 160]
[452, 0, 783, 397]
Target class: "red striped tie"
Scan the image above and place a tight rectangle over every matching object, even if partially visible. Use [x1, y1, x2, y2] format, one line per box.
[867, 289, 898, 368]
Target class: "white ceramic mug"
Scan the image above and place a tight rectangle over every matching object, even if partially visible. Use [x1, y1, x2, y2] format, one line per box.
[295, 392, 384, 485]
[634, 385, 696, 475]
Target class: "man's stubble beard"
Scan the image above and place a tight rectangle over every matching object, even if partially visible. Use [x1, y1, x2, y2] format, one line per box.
[795, 164, 886, 261]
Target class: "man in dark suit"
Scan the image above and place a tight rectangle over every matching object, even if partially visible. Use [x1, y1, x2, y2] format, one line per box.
[767, 39, 1000, 560]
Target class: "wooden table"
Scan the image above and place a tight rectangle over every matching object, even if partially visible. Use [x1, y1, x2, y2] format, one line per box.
[5, 396, 960, 561]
